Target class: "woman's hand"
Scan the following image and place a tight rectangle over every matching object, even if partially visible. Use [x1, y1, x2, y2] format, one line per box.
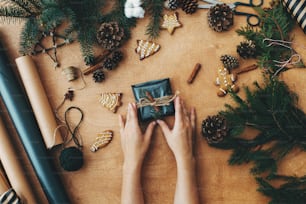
[119, 102, 156, 169]
[157, 97, 196, 163]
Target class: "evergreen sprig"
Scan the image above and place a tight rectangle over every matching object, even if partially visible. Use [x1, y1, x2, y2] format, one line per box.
[257, 175, 306, 204]
[215, 79, 306, 176]
[143, 0, 164, 39]
[236, 4, 304, 76]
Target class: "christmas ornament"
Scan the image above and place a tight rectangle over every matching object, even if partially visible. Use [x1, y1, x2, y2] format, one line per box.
[135, 40, 161, 60]
[31, 30, 72, 68]
[237, 40, 257, 59]
[181, 0, 199, 14]
[164, 0, 179, 10]
[90, 130, 113, 152]
[220, 55, 239, 70]
[93, 69, 105, 83]
[99, 93, 122, 113]
[215, 67, 239, 97]
[202, 115, 228, 144]
[207, 4, 234, 32]
[124, 0, 145, 18]
[97, 22, 124, 50]
[161, 12, 182, 35]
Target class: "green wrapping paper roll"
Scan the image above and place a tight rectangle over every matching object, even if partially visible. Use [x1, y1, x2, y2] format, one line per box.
[0, 40, 70, 203]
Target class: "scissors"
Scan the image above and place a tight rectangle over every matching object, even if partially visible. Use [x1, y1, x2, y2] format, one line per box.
[198, 0, 263, 26]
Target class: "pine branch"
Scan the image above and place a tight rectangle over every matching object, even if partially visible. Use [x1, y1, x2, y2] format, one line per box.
[19, 17, 40, 55]
[143, 0, 164, 40]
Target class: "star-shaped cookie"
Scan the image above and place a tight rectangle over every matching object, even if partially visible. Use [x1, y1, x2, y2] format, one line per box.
[161, 12, 182, 35]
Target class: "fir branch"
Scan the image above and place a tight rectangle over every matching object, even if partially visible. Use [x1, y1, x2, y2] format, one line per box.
[216, 79, 306, 176]
[257, 176, 306, 204]
[19, 17, 40, 54]
[143, 0, 164, 40]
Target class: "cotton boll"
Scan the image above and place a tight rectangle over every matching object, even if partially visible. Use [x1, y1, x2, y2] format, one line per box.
[132, 7, 145, 18]
[125, 7, 134, 18]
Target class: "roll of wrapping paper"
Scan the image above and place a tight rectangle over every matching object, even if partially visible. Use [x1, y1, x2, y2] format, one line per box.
[0, 39, 70, 203]
[15, 55, 62, 149]
[0, 114, 38, 203]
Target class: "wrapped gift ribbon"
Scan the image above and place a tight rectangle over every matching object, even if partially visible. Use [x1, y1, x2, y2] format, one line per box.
[282, 0, 306, 33]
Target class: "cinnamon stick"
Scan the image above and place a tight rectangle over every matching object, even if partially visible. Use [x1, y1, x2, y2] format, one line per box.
[145, 91, 160, 112]
[83, 50, 111, 75]
[187, 63, 201, 84]
[233, 64, 258, 75]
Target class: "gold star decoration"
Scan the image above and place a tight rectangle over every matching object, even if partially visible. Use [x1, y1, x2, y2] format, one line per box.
[161, 12, 182, 35]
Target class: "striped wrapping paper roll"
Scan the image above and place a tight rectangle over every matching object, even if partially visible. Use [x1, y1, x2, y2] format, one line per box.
[0, 189, 21, 204]
[282, 0, 306, 33]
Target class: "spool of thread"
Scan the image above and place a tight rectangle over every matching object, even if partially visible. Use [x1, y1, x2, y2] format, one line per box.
[62, 66, 78, 81]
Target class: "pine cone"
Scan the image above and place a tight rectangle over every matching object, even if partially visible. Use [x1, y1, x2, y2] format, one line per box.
[202, 115, 228, 144]
[220, 55, 239, 70]
[164, 0, 179, 10]
[237, 40, 257, 59]
[181, 0, 198, 14]
[97, 22, 124, 50]
[103, 58, 115, 70]
[93, 69, 105, 83]
[112, 50, 123, 64]
[207, 4, 234, 32]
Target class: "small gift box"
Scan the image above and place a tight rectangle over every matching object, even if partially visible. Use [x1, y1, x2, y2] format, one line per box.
[132, 78, 176, 121]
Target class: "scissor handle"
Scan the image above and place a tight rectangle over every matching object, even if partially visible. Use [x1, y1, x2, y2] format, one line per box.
[249, 0, 263, 7]
[246, 13, 261, 26]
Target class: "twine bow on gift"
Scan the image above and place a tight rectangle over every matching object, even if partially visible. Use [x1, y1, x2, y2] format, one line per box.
[136, 91, 180, 109]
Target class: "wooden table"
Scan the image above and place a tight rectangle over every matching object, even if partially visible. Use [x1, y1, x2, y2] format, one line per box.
[0, 2, 305, 203]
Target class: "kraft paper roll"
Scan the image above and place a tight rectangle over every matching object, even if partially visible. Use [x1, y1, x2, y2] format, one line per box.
[15, 55, 62, 149]
[0, 115, 38, 203]
[0, 39, 70, 203]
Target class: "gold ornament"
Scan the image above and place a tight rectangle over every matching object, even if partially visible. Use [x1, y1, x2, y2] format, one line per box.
[135, 40, 160, 60]
[99, 93, 122, 113]
[90, 130, 113, 152]
[161, 12, 182, 34]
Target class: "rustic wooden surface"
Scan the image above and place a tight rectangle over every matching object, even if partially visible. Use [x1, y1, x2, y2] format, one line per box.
[0, 2, 306, 203]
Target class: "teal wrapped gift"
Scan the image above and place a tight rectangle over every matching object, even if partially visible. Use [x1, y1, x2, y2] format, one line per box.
[132, 78, 177, 121]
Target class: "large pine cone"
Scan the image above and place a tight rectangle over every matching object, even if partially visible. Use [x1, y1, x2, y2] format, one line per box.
[202, 115, 228, 144]
[97, 22, 124, 50]
[207, 4, 234, 32]
[237, 40, 257, 59]
[181, 0, 198, 14]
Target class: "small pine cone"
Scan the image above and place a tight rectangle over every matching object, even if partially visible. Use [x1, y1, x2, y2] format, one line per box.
[237, 40, 257, 59]
[202, 115, 228, 144]
[93, 69, 105, 83]
[220, 55, 239, 70]
[97, 22, 124, 50]
[112, 50, 123, 64]
[103, 58, 115, 70]
[164, 0, 179, 10]
[181, 0, 198, 14]
[207, 4, 234, 32]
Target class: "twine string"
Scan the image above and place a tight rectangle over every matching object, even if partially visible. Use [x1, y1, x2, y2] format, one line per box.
[136, 91, 180, 108]
[64, 106, 84, 148]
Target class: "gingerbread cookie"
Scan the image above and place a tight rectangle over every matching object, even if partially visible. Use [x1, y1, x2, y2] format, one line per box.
[135, 40, 160, 60]
[99, 92, 122, 112]
[90, 130, 113, 152]
[215, 67, 239, 97]
[161, 12, 182, 34]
